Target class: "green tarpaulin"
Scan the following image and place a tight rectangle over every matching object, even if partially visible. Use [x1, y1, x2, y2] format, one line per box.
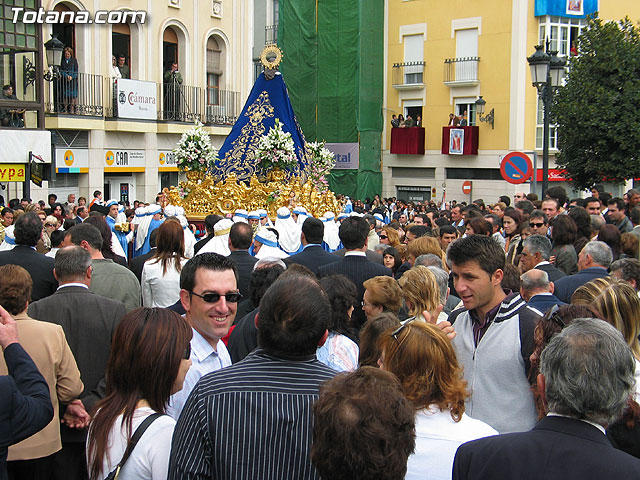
[280, 0, 383, 200]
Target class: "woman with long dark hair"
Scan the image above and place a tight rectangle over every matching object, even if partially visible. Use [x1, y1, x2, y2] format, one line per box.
[382, 246, 402, 277]
[317, 275, 359, 371]
[550, 214, 578, 275]
[87, 308, 192, 480]
[598, 224, 623, 262]
[141, 219, 187, 308]
[503, 208, 524, 265]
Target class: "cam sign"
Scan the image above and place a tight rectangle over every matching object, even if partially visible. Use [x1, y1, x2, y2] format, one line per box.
[116, 79, 157, 120]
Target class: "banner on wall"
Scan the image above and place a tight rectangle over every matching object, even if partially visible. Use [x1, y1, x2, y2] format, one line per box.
[116, 79, 157, 120]
[326, 143, 359, 170]
[55, 148, 89, 173]
[158, 150, 179, 172]
[449, 129, 464, 155]
[566, 0, 583, 15]
[104, 149, 146, 172]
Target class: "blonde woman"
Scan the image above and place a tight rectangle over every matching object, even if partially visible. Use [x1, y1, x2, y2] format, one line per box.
[397, 266, 442, 323]
[593, 282, 640, 396]
[379, 226, 401, 248]
[362, 276, 403, 321]
[406, 236, 447, 270]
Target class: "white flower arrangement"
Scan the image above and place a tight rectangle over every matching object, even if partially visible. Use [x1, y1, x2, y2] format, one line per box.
[173, 121, 218, 172]
[306, 140, 336, 193]
[254, 118, 298, 172]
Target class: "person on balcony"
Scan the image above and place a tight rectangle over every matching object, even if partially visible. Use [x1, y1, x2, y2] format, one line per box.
[60, 47, 78, 114]
[459, 111, 468, 126]
[116, 54, 129, 79]
[403, 115, 415, 128]
[164, 62, 184, 121]
[0, 85, 24, 128]
[391, 114, 400, 128]
[447, 113, 455, 126]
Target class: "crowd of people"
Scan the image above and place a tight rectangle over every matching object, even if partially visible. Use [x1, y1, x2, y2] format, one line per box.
[2, 182, 640, 479]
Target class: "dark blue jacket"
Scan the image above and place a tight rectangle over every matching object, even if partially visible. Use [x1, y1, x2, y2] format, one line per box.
[0, 343, 53, 480]
[553, 266, 609, 303]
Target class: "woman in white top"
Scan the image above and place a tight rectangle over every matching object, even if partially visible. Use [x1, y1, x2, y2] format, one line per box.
[317, 275, 359, 372]
[87, 307, 192, 480]
[378, 321, 497, 480]
[142, 219, 188, 308]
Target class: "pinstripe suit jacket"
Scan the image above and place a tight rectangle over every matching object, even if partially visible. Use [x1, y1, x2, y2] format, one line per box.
[318, 254, 392, 330]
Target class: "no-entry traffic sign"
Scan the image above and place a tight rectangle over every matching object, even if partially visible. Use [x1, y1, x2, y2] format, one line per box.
[462, 181, 472, 195]
[500, 152, 533, 184]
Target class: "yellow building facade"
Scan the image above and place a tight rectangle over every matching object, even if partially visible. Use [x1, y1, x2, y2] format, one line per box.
[383, 0, 640, 204]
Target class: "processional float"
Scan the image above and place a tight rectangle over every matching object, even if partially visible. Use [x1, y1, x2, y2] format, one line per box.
[165, 46, 341, 219]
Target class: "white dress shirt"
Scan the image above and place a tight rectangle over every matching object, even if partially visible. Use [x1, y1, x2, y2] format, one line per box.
[166, 328, 232, 419]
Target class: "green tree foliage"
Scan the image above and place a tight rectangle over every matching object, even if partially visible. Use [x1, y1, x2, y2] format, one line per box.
[552, 16, 640, 190]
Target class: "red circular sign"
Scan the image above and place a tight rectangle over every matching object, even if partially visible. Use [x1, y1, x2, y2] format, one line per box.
[462, 181, 472, 194]
[500, 152, 533, 184]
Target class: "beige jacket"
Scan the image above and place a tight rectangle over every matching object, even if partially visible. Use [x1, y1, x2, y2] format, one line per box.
[0, 312, 83, 460]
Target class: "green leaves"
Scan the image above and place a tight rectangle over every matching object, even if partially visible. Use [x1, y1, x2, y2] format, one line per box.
[552, 15, 640, 190]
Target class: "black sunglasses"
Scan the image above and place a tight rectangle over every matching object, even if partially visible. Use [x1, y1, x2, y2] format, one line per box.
[379, 234, 388, 239]
[189, 291, 243, 303]
[547, 304, 566, 329]
[529, 222, 546, 228]
[183, 343, 191, 360]
[390, 322, 411, 348]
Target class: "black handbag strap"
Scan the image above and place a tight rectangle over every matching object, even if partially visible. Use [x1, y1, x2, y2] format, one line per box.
[117, 412, 163, 470]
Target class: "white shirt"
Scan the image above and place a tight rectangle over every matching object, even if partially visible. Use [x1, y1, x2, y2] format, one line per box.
[405, 407, 497, 480]
[166, 328, 231, 420]
[141, 258, 187, 308]
[90, 407, 175, 480]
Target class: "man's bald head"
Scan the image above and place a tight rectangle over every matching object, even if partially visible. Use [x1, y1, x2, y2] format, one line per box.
[520, 268, 552, 302]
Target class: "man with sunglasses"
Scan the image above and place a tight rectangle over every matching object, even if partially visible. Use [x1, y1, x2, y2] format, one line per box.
[528, 210, 549, 238]
[167, 253, 238, 420]
[169, 274, 337, 480]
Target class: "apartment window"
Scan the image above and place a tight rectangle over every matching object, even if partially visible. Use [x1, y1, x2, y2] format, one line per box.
[455, 28, 478, 81]
[455, 98, 477, 126]
[206, 36, 223, 104]
[539, 16, 586, 56]
[535, 96, 558, 150]
[403, 34, 424, 84]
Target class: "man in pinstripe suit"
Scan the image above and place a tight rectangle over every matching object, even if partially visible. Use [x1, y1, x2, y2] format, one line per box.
[169, 274, 336, 480]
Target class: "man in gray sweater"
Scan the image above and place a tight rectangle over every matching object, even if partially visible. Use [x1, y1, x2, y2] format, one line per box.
[447, 235, 540, 434]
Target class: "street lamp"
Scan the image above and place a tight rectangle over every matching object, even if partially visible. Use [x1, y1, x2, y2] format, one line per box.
[527, 42, 566, 198]
[43, 34, 65, 81]
[475, 96, 494, 129]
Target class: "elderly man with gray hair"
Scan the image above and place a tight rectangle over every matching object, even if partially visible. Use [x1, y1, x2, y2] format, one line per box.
[453, 318, 640, 479]
[553, 240, 612, 303]
[415, 255, 462, 314]
[520, 269, 565, 316]
[518, 235, 566, 282]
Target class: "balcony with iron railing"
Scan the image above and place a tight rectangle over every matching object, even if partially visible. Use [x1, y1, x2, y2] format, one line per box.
[44, 75, 240, 127]
[392, 62, 426, 90]
[443, 57, 480, 87]
[265, 24, 278, 45]
[44, 72, 104, 116]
